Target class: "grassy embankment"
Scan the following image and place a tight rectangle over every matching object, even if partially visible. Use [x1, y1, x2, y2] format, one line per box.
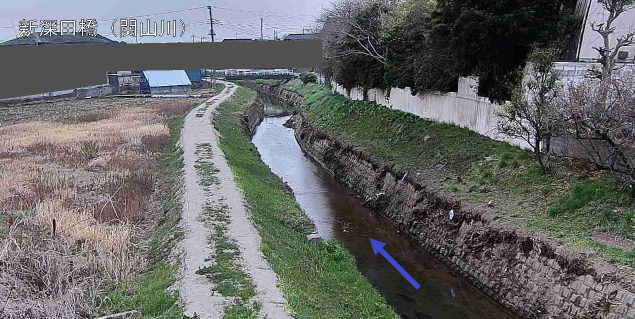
[213, 85, 398, 319]
[283, 79, 635, 268]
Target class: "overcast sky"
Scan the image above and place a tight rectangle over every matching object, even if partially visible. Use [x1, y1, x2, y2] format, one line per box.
[0, 0, 333, 43]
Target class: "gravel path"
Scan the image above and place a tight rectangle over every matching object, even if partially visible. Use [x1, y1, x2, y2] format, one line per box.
[176, 81, 292, 319]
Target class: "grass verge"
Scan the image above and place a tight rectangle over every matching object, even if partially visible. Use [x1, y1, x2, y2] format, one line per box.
[212, 83, 226, 96]
[213, 85, 398, 319]
[283, 79, 635, 267]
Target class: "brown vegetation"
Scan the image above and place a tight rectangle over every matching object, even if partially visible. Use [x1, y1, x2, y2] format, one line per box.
[0, 98, 197, 318]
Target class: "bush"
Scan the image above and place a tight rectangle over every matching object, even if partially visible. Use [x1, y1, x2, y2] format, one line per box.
[81, 141, 101, 159]
[300, 72, 317, 84]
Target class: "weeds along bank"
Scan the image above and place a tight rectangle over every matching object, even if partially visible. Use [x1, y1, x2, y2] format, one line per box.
[213, 85, 399, 319]
[0, 91, 215, 318]
[247, 79, 635, 319]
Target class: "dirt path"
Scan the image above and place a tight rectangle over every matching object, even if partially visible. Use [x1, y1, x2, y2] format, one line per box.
[176, 82, 292, 319]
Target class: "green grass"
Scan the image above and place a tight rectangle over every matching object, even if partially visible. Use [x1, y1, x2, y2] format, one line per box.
[195, 143, 220, 187]
[223, 301, 261, 319]
[213, 85, 398, 319]
[253, 79, 284, 86]
[283, 79, 635, 268]
[546, 180, 623, 217]
[96, 263, 183, 319]
[97, 103, 196, 318]
[199, 205, 257, 302]
[198, 203, 260, 319]
[284, 79, 524, 175]
[213, 83, 226, 96]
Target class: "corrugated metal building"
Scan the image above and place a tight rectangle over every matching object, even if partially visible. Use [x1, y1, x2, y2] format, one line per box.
[185, 70, 202, 83]
[140, 70, 192, 94]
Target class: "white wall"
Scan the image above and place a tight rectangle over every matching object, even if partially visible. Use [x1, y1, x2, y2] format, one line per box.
[331, 77, 533, 150]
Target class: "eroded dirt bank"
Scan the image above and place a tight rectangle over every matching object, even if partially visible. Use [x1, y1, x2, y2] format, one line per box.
[242, 99, 265, 139]
[239, 82, 303, 107]
[247, 82, 635, 319]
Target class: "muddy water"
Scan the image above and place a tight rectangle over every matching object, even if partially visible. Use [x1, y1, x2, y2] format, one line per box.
[253, 103, 521, 319]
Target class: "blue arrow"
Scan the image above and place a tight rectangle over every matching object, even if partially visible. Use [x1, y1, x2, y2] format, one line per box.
[370, 238, 420, 290]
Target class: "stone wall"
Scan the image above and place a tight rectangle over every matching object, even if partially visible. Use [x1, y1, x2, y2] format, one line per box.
[245, 82, 635, 319]
[242, 100, 265, 139]
[240, 82, 304, 107]
[291, 113, 635, 319]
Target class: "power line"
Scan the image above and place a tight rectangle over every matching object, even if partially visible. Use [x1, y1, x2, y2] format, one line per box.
[0, 4, 317, 40]
[96, 6, 208, 21]
[208, 5, 317, 21]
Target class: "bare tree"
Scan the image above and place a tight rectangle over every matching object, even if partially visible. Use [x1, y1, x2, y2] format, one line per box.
[562, 70, 635, 195]
[318, 0, 397, 66]
[588, 0, 635, 85]
[497, 47, 566, 174]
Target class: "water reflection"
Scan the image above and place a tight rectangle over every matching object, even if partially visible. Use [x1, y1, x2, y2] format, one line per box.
[252, 109, 520, 319]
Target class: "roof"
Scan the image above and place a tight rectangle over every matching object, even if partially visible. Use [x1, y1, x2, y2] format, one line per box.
[222, 38, 254, 42]
[142, 70, 192, 87]
[283, 33, 319, 41]
[1, 33, 120, 46]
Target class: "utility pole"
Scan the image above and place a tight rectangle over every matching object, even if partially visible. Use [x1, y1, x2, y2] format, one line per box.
[191, 34, 196, 43]
[207, 5, 217, 89]
[207, 6, 215, 42]
[260, 18, 263, 40]
[274, 30, 276, 41]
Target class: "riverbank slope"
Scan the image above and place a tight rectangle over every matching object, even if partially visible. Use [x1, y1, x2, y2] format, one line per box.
[249, 79, 635, 319]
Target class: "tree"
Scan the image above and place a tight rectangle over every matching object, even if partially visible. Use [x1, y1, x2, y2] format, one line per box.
[588, 0, 635, 85]
[318, 0, 395, 90]
[300, 72, 318, 84]
[426, 0, 581, 103]
[562, 71, 635, 195]
[383, 0, 457, 94]
[497, 47, 565, 174]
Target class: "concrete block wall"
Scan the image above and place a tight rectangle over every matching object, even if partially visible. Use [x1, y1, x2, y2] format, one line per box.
[331, 78, 533, 150]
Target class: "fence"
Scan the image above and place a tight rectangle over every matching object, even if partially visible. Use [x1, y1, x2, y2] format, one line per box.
[330, 77, 533, 150]
[0, 84, 112, 106]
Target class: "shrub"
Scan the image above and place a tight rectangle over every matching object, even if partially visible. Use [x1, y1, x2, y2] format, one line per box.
[81, 141, 101, 159]
[300, 72, 317, 84]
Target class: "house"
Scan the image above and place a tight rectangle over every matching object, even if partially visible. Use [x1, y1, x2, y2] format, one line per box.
[139, 70, 191, 94]
[283, 33, 319, 41]
[1, 33, 120, 46]
[568, 0, 635, 62]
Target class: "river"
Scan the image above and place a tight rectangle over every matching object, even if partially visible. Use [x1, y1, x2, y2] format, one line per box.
[251, 101, 520, 319]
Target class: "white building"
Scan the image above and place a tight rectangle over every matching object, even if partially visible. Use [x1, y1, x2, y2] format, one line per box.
[574, 0, 635, 62]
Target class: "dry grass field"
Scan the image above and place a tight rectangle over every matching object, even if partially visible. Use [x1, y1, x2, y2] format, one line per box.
[0, 95, 207, 318]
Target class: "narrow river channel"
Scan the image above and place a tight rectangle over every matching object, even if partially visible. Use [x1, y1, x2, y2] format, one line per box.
[252, 101, 521, 319]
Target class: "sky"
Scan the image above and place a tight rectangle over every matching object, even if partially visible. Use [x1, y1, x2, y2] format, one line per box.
[0, 0, 334, 43]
